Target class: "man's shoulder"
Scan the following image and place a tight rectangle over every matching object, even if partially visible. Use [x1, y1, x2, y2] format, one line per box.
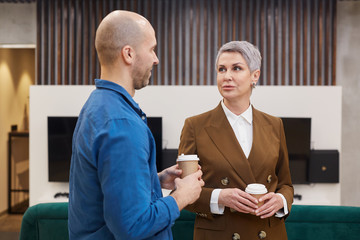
[84, 89, 135, 120]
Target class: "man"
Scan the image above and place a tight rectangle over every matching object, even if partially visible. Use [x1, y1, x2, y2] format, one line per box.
[68, 10, 204, 240]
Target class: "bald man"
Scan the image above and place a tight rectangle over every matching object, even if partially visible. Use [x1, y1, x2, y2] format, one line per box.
[68, 10, 204, 240]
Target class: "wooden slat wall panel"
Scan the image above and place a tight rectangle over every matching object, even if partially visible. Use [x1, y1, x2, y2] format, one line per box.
[36, 0, 337, 86]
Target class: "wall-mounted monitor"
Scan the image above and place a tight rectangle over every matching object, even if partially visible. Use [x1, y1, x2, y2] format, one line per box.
[146, 117, 163, 171]
[47, 116, 162, 182]
[48, 116, 78, 182]
[281, 117, 311, 184]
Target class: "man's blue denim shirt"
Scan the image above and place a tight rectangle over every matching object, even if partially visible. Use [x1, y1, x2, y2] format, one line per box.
[68, 79, 179, 240]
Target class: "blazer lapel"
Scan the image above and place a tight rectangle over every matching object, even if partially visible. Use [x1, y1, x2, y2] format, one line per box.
[248, 107, 275, 177]
[205, 103, 256, 185]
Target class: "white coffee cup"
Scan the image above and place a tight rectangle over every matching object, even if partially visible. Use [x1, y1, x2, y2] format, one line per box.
[245, 183, 268, 207]
[177, 154, 199, 178]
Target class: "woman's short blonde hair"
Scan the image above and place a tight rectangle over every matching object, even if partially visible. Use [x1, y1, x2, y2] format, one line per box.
[215, 41, 262, 73]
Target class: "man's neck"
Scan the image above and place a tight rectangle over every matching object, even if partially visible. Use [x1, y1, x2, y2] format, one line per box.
[100, 67, 135, 97]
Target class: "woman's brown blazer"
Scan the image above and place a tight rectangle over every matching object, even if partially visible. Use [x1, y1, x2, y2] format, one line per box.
[178, 103, 294, 240]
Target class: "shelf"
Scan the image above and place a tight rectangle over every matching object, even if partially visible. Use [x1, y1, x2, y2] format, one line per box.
[8, 131, 29, 214]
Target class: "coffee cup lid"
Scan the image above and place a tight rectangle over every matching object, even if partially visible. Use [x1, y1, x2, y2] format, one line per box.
[245, 183, 268, 194]
[177, 153, 199, 161]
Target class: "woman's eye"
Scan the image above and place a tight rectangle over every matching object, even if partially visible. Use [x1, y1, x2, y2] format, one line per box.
[218, 67, 226, 72]
[234, 66, 241, 71]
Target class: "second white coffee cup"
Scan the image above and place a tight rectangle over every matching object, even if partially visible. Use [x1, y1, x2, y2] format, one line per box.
[245, 183, 268, 207]
[177, 154, 199, 178]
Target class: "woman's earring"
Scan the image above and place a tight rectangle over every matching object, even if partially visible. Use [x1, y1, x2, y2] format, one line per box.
[252, 82, 256, 88]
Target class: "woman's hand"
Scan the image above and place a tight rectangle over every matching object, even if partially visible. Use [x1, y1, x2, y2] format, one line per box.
[255, 192, 284, 218]
[218, 188, 259, 214]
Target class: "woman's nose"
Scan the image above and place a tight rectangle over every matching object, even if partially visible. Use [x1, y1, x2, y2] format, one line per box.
[224, 70, 232, 80]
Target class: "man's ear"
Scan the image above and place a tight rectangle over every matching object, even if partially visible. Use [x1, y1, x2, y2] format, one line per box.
[122, 45, 135, 64]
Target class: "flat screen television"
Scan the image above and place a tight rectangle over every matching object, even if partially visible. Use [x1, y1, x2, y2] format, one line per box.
[47, 116, 162, 182]
[146, 117, 163, 171]
[48, 117, 78, 182]
[281, 117, 311, 184]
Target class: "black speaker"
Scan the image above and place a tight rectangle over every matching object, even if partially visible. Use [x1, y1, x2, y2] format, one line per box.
[308, 150, 339, 183]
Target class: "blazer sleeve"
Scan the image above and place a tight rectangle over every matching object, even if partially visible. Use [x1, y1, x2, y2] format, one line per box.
[276, 118, 294, 213]
[178, 117, 216, 220]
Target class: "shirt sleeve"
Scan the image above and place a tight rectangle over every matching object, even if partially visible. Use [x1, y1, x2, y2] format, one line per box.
[210, 189, 225, 214]
[96, 118, 180, 239]
[275, 193, 288, 218]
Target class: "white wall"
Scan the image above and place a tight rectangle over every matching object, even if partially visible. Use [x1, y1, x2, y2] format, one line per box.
[29, 86, 94, 206]
[29, 85, 341, 206]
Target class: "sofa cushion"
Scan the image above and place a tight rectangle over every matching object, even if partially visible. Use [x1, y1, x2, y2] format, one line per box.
[285, 205, 360, 240]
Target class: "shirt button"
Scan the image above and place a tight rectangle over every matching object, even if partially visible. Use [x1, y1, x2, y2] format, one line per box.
[232, 233, 240, 240]
[141, 116, 146, 120]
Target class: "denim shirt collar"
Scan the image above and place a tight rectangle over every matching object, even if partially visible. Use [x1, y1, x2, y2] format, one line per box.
[94, 79, 147, 121]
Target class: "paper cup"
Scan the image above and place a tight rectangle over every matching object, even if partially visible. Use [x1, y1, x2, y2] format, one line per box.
[245, 183, 268, 207]
[177, 154, 199, 178]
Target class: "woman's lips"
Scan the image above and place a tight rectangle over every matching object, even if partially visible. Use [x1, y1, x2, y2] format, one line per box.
[222, 85, 235, 90]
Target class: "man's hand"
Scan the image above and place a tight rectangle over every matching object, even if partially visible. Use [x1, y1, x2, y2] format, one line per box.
[170, 170, 204, 210]
[218, 188, 259, 214]
[158, 164, 182, 190]
[255, 192, 284, 218]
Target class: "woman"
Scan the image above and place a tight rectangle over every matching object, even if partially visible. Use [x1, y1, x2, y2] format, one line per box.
[178, 41, 294, 240]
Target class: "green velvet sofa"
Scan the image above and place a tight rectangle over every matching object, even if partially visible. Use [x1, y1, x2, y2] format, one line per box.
[20, 202, 360, 240]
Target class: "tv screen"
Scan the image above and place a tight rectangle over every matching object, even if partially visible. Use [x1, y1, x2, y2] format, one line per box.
[47, 116, 162, 182]
[146, 117, 163, 171]
[48, 117, 78, 182]
[281, 117, 311, 184]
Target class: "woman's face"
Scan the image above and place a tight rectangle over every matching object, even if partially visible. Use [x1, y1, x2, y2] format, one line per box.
[216, 51, 260, 103]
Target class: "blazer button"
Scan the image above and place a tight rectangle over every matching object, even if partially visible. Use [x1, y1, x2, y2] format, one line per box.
[267, 175, 272, 183]
[258, 230, 266, 239]
[232, 233, 240, 240]
[221, 177, 229, 186]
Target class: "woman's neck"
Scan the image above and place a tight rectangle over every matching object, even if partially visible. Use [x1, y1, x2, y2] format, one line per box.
[223, 98, 251, 116]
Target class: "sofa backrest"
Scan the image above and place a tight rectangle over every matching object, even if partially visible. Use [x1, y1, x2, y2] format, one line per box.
[285, 205, 360, 240]
[19, 202, 69, 240]
[172, 205, 360, 240]
[20, 203, 360, 240]
[172, 209, 196, 240]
